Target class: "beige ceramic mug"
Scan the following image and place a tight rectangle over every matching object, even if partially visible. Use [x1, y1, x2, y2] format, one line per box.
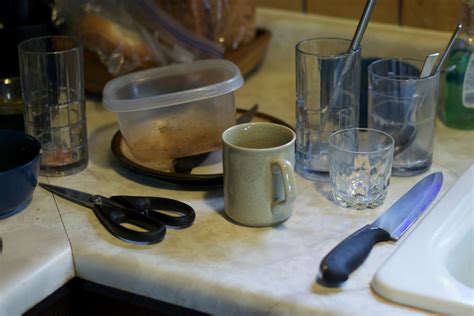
[222, 122, 297, 227]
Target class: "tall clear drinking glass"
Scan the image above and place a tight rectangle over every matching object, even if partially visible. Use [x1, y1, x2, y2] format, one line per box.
[19, 36, 88, 176]
[368, 58, 439, 176]
[295, 38, 360, 181]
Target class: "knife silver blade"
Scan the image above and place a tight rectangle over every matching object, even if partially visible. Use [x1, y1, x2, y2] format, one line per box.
[373, 172, 443, 240]
[318, 172, 443, 287]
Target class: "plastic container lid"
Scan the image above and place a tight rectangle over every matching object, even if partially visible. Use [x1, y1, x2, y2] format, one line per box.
[102, 59, 244, 112]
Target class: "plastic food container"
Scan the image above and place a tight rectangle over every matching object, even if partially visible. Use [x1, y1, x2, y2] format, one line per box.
[103, 59, 244, 166]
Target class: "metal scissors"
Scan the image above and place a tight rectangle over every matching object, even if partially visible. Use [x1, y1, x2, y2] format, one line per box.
[39, 183, 195, 245]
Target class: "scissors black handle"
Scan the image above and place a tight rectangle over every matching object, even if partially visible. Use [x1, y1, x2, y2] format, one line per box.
[110, 196, 196, 228]
[92, 195, 195, 245]
[38, 182, 196, 245]
[92, 199, 167, 245]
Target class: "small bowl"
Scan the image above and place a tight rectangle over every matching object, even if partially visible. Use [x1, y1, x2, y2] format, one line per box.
[0, 130, 41, 219]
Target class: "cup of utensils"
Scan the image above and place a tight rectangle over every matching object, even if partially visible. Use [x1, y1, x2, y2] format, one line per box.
[285, 20, 458, 213]
[221, 52, 444, 225]
[218, 11, 459, 221]
[289, 51, 442, 212]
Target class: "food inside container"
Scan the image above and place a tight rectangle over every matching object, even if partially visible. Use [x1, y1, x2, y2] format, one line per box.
[103, 59, 244, 170]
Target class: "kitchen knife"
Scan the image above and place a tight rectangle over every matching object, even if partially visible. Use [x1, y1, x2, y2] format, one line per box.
[318, 172, 443, 287]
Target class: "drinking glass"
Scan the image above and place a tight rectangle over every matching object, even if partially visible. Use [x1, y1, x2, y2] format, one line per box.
[295, 38, 360, 181]
[368, 58, 440, 176]
[329, 128, 394, 209]
[19, 36, 88, 176]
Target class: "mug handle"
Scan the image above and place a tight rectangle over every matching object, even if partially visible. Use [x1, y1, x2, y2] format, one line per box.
[271, 159, 297, 213]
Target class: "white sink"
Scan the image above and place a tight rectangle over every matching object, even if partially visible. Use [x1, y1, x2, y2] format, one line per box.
[372, 164, 474, 314]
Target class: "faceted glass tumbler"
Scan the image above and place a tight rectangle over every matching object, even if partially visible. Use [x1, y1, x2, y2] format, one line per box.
[329, 128, 394, 209]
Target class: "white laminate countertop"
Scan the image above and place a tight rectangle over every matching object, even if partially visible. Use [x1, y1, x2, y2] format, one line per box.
[1, 8, 473, 316]
[0, 180, 74, 315]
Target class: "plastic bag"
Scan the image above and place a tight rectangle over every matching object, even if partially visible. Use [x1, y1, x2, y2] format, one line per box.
[127, 0, 225, 61]
[55, 0, 226, 75]
[155, 0, 257, 50]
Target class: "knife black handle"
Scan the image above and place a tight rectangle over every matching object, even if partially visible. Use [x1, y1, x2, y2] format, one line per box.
[318, 224, 391, 287]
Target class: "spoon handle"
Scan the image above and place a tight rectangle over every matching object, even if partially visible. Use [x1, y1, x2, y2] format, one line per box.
[433, 23, 462, 75]
[420, 53, 440, 78]
[349, 0, 377, 52]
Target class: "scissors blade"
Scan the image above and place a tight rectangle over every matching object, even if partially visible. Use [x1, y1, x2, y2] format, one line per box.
[39, 183, 95, 208]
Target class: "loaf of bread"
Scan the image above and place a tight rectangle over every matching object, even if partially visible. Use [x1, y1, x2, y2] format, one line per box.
[155, 0, 256, 49]
[78, 14, 155, 74]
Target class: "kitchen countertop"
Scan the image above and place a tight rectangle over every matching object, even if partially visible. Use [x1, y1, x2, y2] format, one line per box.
[0, 179, 74, 315]
[1, 8, 473, 315]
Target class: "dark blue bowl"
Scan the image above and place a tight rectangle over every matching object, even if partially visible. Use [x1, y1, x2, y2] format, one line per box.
[0, 130, 41, 219]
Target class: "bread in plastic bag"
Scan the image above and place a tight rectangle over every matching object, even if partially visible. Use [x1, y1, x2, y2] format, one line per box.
[55, 0, 226, 76]
[155, 0, 257, 49]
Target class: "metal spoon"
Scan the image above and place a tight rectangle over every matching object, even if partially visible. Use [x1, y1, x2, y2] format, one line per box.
[420, 53, 441, 78]
[320, 0, 376, 148]
[349, 0, 377, 53]
[394, 23, 462, 156]
[432, 23, 462, 75]
[393, 53, 439, 155]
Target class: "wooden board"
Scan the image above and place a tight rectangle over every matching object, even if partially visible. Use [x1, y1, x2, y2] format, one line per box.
[84, 29, 272, 95]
